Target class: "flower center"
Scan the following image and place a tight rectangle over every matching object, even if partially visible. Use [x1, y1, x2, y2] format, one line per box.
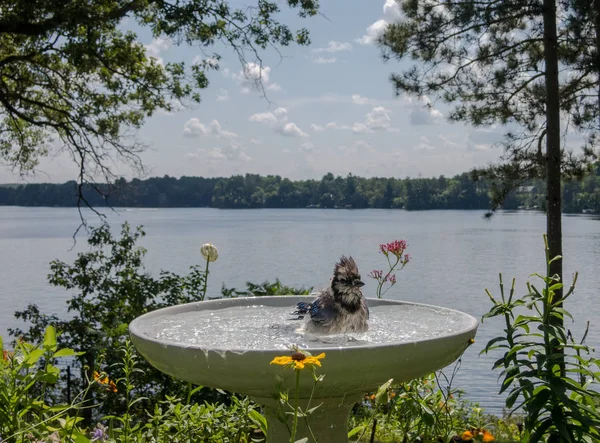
[291, 352, 306, 361]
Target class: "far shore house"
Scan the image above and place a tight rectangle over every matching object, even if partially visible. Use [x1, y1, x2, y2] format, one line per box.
[516, 185, 537, 194]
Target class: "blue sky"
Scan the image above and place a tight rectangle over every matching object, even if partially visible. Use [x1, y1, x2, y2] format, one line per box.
[1, 0, 511, 184]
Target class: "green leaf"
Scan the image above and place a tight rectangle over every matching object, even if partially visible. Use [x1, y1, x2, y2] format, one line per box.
[43, 325, 57, 351]
[248, 409, 268, 435]
[52, 348, 77, 358]
[348, 425, 365, 438]
[375, 378, 393, 405]
[26, 348, 45, 365]
[306, 403, 322, 414]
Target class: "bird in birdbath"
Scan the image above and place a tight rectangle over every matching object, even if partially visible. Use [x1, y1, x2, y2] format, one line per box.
[292, 255, 369, 334]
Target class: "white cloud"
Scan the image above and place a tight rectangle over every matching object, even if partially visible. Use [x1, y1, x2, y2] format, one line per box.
[405, 95, 444, 125]
[301, 142, 315, 152]
[357, 0, 403, 45]
[312, 56, 337, 64]
[249, 138, 262, 145]
[310, 107, 395, 134]
[187, 141, 251, 163]
[230, 62, 281, 94]
[183, 119, 237, 139]
[249, 112, 278, 124]
[365, 106, 392, 130]
[354, 140, 372, 150]
[144, 37, 172, 64]
[216, 89, 230, 102]
[414, 136, 436, 151]
[312, 41, 353, 53]
[352, 94, 370, 105]
[276, 122, 309, 138]
[352, 123, 370, 134]
[248, 107, 308, 138]
[438, 134, 460, 148]
[466, 129, 502, 152]
[324, 122, 351, 130]
[356, 19, 388, 45]
[383, 0, 402, 21]
[274, 107, 287, 118]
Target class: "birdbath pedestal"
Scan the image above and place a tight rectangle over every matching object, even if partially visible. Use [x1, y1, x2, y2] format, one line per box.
[129, 296, 478, 443]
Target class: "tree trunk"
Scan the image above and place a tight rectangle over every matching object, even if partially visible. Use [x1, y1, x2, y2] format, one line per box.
[543, 0, 564, 370]
[595, 0, 600, 129]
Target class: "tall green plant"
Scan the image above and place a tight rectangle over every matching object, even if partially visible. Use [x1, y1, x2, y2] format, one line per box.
[0, 326, 89, 443]
[10, 222, 212, 422]
[482, 235, 600, 442]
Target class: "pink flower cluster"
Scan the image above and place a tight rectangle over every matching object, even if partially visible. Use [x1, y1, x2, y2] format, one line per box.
[369, 270, 383, 279]
[379, 239, 408, 257]
[368, 271, 397, 284]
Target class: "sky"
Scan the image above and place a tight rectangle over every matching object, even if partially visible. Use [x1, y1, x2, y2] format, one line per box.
[0, 0, 514, 184]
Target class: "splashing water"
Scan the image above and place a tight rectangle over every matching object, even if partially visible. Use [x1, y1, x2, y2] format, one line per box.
[136, 303, 471, 351]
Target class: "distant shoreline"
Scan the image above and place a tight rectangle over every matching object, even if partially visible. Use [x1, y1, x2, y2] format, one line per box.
[0, 171, 598, 214]
[2, 205, 596, 216]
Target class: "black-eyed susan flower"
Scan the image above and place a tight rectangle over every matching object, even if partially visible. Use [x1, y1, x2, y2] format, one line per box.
[270, 351, 325, 370]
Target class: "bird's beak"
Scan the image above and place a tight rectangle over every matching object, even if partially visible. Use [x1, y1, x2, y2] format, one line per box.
[356, 280, 365, 288]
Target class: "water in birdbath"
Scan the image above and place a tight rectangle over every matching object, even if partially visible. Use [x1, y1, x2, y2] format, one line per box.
[135, 303, 467, 351]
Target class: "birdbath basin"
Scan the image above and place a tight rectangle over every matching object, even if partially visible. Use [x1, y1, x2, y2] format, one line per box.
[129, 296, 478, 443]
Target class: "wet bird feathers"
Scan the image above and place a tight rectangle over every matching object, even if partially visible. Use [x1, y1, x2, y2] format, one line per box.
[293, 255, 369, 334]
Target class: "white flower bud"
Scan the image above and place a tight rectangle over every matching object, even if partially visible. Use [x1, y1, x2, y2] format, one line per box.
[200, 243, 219, 262]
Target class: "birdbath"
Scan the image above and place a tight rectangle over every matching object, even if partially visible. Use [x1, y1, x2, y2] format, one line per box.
[129, 296, 478, 443]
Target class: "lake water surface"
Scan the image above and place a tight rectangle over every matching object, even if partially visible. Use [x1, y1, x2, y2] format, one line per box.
[1, 206, 599, 414]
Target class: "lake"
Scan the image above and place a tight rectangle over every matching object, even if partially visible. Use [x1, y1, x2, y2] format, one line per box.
[1, 206, 599, 415]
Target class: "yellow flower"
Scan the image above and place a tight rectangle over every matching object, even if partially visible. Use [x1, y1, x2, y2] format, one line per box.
[482, 431, 495, 442]
[201, 243, 219, 262]
[93, 371, 109, 385]
[461, 430, 474, 441]
[270, 351, 326, 370]
[109, 380, 118, 393]
[94, 371, 118, 393]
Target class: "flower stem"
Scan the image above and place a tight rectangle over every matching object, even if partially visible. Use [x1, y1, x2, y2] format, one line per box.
[201, 259, 210, 301]
[290, 369, 300, 443]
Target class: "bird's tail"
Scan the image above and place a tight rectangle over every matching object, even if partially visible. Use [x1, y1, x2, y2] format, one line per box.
[290, 301, 312, 320]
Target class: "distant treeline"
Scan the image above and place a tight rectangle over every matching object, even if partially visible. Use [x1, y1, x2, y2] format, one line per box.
[1, 166, 600, 213]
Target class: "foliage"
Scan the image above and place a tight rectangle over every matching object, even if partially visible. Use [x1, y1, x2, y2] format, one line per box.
[378, 0, 598, 207]
[0, 0, 318, 189]
[0, 336, 264, 442]
[0, 326, 88, 443]
[270, 349, 326, 443]
[2, 166, 600, 213]
[350, 372, 473, 442]
[482, 235, 600, 442]
[221, 279, 313, 298]
[10, 222, 213, 421]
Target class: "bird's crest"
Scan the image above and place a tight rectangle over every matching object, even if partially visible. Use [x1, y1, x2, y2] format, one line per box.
[334, 255, 360, 280]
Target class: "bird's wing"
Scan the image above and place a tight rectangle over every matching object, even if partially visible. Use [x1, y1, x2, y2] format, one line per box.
[308, 296, 337, 327]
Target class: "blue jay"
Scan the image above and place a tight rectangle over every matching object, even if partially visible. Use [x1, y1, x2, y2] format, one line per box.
[293, 255, 369, 334]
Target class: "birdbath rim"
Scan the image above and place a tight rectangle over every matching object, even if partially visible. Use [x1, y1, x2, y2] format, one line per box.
[129, 295, 479, 354]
